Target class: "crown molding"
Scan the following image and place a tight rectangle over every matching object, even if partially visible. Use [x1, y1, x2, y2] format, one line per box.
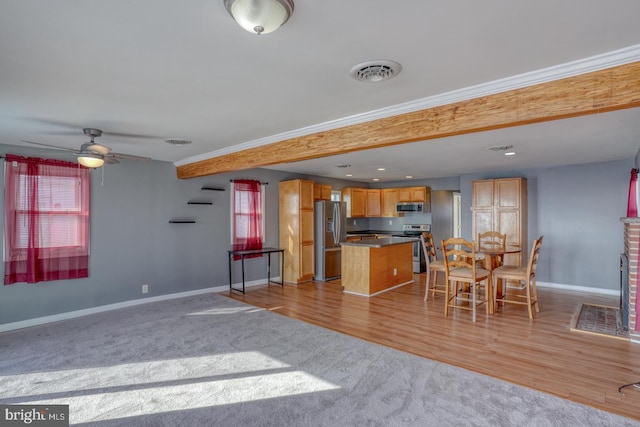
[175, 44, 640, 167]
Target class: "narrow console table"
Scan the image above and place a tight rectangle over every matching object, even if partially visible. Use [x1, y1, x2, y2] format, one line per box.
[228, 247, 285, 294]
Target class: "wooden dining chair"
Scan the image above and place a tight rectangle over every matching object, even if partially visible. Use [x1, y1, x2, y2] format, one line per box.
[441, 238, 492, 322]
[420, 232, 445, 301]
[477, 231, 507, 268]
[491, 236, 543, 319]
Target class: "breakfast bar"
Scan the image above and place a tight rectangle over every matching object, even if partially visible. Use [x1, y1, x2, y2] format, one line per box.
[340, 238, 415, 296]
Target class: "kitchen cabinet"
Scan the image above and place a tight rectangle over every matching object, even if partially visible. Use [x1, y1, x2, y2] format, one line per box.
[365, 189, 381, 217]
[341, 239, 414, 296]
[342, 187, 366, 218]
[343, 186, 430, 217]
[421, 187, 431, 203]
[279, 179, 315, 284]
[398, 186, 430, 203]
[314, 183, 332, 201]
[472, 177, 527, 266]
[381, 188, 398, 217]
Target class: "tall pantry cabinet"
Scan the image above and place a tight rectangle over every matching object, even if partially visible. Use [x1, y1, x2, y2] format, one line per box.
[279, 179, 315, 284]
[472, 177, 527, 266]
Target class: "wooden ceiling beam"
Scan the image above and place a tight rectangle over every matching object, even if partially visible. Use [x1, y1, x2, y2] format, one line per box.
[176, 61, 640, 179]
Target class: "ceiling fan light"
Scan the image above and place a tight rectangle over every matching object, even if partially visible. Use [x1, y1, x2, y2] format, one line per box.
[224, 0, 294, 35]
[78, 154, 105, 168]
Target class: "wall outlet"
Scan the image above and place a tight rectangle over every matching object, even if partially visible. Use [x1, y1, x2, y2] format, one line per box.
[389, 220, 392, 225]
[142, 283, 149, 294]
[353, 220, 357, 225]
[393, 268, 397, 276]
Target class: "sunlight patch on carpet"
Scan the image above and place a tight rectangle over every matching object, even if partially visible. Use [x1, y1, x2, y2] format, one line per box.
[1, 351, 340, 424]
[22, 370, 340, 424]
[187, 306, 265, 315]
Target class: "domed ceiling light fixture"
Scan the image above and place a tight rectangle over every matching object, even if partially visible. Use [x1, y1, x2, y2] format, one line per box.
[77, 153, 105, 168]
[224, 0, 294, 35]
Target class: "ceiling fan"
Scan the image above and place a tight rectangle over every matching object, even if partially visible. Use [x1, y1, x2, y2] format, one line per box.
[21, 128, 152, 168]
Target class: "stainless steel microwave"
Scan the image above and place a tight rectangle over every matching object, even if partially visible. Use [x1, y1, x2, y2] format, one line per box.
[396, 202, 424, 214]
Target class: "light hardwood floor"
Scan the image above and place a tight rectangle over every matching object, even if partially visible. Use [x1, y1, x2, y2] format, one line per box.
[222, 272, 640, 420]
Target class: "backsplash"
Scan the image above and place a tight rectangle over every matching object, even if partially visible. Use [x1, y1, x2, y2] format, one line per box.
[346, 213, 432, 233]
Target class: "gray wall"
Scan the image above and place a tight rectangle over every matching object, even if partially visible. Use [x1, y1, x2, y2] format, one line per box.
[459, 159, 632, 290]
[369, 160, 630, 290]
[0, 145, 358, 325]
[0, 142, 633, 326]
[312, 161, 630, 292]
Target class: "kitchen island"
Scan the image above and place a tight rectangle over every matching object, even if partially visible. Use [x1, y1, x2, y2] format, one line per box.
[340, 238, 415, 296]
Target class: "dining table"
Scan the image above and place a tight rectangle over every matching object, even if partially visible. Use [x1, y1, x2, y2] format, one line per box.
[436, 241, 522, 313]
[475, 243, 522, 308]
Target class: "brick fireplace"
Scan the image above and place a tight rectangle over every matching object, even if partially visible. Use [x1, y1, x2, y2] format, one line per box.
[621, 217, 640, 343]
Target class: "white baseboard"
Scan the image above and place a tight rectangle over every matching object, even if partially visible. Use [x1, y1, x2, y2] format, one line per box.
[0, 277, 279, 333]
[536, 281, 620, 296]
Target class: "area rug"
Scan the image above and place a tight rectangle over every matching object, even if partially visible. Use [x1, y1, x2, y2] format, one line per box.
[570, 303, 629, 339]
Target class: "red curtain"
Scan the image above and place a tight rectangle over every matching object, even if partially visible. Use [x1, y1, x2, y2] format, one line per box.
[4, 155, 90, 284]
[232, 179, 263, 258]
[627, 168, 638, 217]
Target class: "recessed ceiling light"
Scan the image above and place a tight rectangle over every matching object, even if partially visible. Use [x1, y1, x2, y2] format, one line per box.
[504, 152, 517, 156]
[372, 178, 380, 181]
[377, 167, 385, 171]
[346, 174, 352, 177]
[405, 176, 413, 179]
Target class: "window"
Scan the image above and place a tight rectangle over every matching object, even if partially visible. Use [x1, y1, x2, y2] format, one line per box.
[4, 155, 90, 284]
[230, 179, 264, 255]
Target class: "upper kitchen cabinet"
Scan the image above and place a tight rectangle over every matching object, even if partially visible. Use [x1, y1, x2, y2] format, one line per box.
[365, 189, 381, 217]
[313, 183, 332, 201]
[381, 189, 399, 217]
[397, 186, 430, 203]
[279, 179, 315, 284]
[342, 186, 431, 217]
[342, 187, 366, 218]
[472, 177, 527, 266]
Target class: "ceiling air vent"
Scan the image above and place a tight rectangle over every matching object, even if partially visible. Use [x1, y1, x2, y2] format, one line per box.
[350, 60, 402, 83]
[488, 145, 514, 152]
[165, 138, 192, 146]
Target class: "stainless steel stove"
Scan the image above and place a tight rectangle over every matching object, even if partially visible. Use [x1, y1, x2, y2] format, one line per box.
[392, 224, 430, 273]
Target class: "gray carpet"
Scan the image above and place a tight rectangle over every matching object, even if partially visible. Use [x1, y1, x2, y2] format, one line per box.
[0, 293, 637, 426]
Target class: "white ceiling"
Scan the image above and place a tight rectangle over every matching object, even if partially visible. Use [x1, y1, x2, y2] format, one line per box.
[1, 1, 639, 182]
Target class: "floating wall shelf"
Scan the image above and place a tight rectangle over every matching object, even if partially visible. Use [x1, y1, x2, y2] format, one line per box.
[169, 185, 224, 223]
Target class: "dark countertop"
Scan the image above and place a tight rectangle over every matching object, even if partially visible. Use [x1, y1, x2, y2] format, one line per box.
[341, 237, 417, 248]
[346, 229, 400, 235]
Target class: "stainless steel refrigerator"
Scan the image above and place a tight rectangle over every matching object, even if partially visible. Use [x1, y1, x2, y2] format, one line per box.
[314, 200, 347, 281]
[431, 190, 459, 249]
